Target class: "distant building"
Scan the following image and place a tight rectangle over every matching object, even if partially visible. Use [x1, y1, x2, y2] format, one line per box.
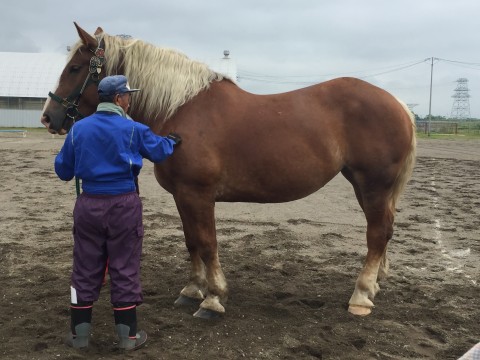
[0, 52, 66, 127]
[0, 50, 237, 128]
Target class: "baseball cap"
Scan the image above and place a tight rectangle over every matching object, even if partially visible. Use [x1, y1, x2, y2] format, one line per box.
[98, 75, 140, 96]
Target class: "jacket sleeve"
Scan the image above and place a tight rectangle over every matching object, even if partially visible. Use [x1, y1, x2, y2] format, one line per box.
[138, 124, 176, 163]
[54, 131, 75, 181]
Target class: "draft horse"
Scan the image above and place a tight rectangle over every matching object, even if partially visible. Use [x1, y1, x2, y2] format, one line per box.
[42, 23, 416, 318]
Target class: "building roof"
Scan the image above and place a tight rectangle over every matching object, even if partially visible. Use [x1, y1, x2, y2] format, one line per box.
[0, 52, 67, 98]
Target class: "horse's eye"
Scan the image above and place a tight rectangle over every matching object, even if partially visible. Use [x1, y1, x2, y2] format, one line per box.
[69, 65, 81, 74]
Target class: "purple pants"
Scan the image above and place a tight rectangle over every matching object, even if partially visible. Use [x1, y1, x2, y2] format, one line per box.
[71, 192, 144, 305]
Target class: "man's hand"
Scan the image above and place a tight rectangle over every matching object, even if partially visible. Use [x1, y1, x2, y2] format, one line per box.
[167, 133, 182, 146]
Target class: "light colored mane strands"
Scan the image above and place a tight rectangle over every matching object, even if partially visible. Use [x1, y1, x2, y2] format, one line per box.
[102, 34, 226, 124]
[69, 32, 227, 125]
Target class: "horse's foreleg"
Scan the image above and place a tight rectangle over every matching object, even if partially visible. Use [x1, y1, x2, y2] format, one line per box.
[194, 249, 228, 318]
[174, 192, 228, 318]
[377, 246, 389, 281]
[348, 193, 394, 316]
[174, 251, 207, 306]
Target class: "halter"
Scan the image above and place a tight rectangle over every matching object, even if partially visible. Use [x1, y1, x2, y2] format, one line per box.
[48, 42, 105, 128]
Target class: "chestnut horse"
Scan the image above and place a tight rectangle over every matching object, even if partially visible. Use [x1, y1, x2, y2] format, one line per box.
[42, 23, 416, 319]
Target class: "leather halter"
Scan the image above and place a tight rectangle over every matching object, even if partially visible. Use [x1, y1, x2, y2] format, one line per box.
[48, 42, 105, 128]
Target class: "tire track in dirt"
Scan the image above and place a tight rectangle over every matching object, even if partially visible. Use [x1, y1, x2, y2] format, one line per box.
[428, 163, 478, 287]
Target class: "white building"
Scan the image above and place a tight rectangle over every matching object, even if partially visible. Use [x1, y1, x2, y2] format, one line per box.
[0, 51, 237, 128]
[0, 52, 66, 127]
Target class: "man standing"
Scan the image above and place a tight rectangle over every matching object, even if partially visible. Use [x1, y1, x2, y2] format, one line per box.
[55, 75, 181, 351]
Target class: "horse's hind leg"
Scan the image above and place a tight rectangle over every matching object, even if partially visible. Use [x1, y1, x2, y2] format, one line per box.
[345, 177, 395, 316]
[173, 190, 227, 318]
[342, 168, 391, 284]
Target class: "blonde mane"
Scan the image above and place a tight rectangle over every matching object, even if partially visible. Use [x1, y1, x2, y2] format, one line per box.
[71, 32, 227, 126]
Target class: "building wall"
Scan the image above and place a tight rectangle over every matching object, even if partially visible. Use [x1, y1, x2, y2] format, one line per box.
[0, 109, 44, 127]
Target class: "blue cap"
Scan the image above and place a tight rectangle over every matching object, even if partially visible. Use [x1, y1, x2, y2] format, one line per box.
[98, 75, 140, 96]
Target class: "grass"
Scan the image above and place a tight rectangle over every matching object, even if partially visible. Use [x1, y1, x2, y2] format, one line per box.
[416, 132, 480, 140]
[0, 127, 45, 132]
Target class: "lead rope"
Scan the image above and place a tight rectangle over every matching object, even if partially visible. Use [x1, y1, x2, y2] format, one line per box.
[73, 41, 105, 199]
[75, 177, 81, 197]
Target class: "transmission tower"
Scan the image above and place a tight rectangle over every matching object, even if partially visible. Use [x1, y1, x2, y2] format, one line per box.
[406, 103, 418, 112]
[450, 78, 470, 120]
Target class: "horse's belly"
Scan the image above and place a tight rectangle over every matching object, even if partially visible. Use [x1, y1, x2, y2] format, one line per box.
[217, 159, 340, 203]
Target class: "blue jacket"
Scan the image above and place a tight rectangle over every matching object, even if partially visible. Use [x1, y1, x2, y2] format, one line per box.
[55, 111, 175, 195]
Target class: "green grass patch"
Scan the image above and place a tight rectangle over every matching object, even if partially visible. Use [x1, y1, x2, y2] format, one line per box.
[416, 132, 480, 140]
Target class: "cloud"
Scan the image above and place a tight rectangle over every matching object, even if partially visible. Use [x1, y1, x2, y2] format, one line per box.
[0, 30, 40, 52]
[2, 0, 480, 117]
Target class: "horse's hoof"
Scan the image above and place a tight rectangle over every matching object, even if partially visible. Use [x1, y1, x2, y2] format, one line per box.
[193, 307, 223, 320]
[348, 305, 372, 316]
[174, 295, 202, 308]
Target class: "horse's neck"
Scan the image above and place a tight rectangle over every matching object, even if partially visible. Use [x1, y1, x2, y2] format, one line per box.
[129, 79, 242, 134]
[128, 109, 159, 131]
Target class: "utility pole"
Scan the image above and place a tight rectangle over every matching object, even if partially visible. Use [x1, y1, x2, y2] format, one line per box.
[428, 57, 435, 136]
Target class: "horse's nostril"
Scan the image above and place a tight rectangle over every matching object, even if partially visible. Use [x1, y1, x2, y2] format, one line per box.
[40, 114, 53, 131]
[41, 114, 50, 124]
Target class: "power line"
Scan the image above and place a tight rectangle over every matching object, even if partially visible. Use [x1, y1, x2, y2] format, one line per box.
[436, 58, 480, 66]
[238, 58, 429, 79]
[358, 59, 430, 79]
[238, 57, 480, 86]
[238, 58, 430, 84]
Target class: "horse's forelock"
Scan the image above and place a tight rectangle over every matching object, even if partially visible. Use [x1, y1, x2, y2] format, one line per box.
[100, 33, 225, 126]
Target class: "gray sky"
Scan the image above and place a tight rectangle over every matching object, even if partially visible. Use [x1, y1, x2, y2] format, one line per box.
[2, 0, 480, 118]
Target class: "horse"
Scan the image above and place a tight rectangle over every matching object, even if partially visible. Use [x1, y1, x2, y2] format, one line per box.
[41, 23, 416, 319]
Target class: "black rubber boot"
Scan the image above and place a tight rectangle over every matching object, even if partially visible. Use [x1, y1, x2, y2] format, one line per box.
[115, 325, 147, 350]
[65, 303, 93, 349]
[113, 304, 147, 351]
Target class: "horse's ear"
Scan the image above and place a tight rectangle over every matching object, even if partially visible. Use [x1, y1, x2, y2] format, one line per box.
[73, 22, 98, 50]
[94, 27, 104, 36]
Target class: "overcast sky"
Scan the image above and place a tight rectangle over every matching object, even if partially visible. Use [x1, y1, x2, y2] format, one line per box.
[2, 0, 480, 118]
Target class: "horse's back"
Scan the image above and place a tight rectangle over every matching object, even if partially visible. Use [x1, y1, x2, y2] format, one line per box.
[235, 77, 414, 169]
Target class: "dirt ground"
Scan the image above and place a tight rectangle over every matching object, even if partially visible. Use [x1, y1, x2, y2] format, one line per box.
[0, 131, 478, 360]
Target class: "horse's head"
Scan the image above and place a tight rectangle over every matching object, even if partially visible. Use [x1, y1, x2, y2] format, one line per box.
[41, 23, 105, 134]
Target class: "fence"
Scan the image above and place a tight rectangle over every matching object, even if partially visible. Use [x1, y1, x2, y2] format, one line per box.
[416, 121, 480, 135]
[457, 121, 480, 135]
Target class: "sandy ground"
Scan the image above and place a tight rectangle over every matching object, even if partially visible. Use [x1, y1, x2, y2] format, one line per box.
[0, 131, 478, 360]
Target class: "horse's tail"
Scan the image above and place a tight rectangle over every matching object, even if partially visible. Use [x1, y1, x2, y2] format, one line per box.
[391, 99, 417, 212]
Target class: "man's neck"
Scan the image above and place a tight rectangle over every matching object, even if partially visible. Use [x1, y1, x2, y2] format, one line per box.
[97, 102, 126, 117]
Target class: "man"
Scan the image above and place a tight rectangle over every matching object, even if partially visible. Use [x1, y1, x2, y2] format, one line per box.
[55, 75, 181, 350]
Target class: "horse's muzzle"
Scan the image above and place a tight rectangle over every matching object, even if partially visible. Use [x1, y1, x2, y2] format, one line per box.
[40, 114, 67, 135]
